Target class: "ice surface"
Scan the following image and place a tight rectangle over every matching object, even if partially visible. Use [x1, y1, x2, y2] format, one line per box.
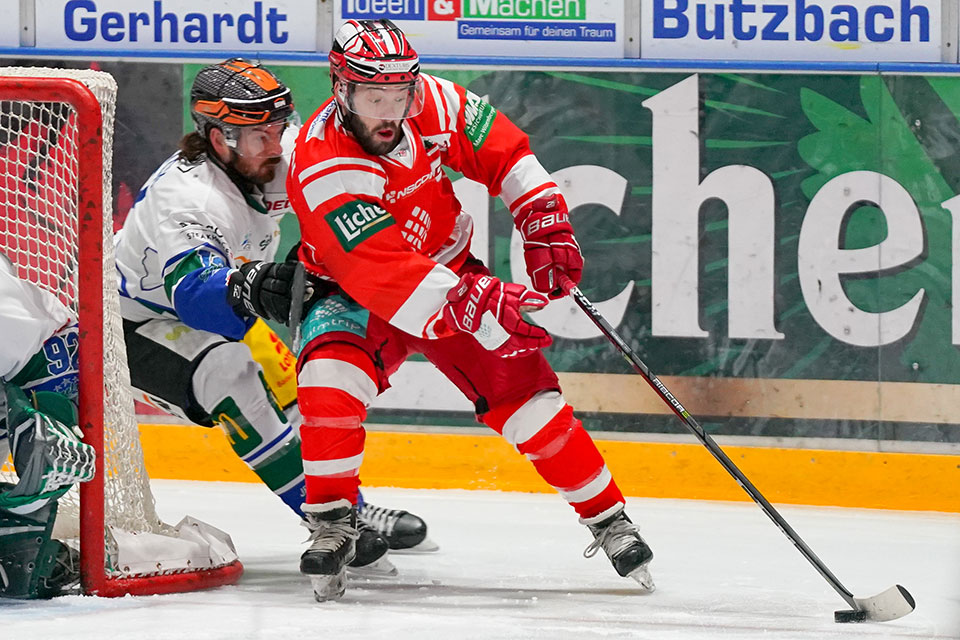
[2, 481, 957, 640]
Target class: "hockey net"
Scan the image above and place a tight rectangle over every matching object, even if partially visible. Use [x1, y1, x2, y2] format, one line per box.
[0, 67, 242, 596]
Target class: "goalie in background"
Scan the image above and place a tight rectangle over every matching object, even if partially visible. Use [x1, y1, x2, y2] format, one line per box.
[0, 256, 96, 599]
[113, 59, 434, 579]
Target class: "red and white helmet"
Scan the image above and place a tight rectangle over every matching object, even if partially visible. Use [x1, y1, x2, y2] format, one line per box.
[329, 19, 420, 84]
[329, 20, 424, 120]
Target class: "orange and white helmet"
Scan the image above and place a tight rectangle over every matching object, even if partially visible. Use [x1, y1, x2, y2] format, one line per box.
[190, 58, 296, 157]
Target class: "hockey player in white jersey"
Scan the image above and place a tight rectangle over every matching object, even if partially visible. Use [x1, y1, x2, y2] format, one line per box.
[113, 59, 433, 577]
[0, 256, 96, 598]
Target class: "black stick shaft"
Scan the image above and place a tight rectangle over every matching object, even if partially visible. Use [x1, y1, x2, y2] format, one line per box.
[563, 280, 858, 610]
[288, 261, 306, 353]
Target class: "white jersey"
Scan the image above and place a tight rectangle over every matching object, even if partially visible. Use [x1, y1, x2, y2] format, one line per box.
[115, 128, 296, 326]
[0, 258, 73, 381]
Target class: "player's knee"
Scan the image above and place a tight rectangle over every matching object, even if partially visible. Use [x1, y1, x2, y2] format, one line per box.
[192, 342, 265, 412]
[492, 390, 577, 458]
[298, 342, 378, 419]
[191, 341, 288, 438]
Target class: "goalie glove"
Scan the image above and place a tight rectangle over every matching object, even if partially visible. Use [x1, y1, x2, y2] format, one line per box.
[0, 383, 95, 512]
[515, 193, 583, 298]
[440, 273, 552, 358]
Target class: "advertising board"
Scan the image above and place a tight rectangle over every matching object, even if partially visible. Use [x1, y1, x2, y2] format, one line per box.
[34, 0, 318, 51]
[641, 0, 942, 62]
[334, 1, 626, 58]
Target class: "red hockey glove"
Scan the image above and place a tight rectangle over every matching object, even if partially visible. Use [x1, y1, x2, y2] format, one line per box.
[441, 273, 553, 358]
[515, 193, 583, 299]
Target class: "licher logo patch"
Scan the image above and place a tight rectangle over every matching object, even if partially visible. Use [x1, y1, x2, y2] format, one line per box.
[463, 90, 496, 151]
[325, 200, 395, 252]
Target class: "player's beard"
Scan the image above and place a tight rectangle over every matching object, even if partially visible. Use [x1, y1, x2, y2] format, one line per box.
[231, 153, 282, 186]
[346, 111, 403, 156]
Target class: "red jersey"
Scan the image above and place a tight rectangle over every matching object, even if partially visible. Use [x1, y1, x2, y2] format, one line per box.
[286, 73, 559, 339]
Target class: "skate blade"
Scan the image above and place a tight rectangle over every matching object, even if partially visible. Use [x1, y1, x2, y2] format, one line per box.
[310, 571, 347, 602]
[627, 565, 655, 592]
[390, 536, 439, 554]
[347, 554, 398, 578]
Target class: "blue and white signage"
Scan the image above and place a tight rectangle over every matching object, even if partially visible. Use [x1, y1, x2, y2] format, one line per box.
[642, 0, 942, 62]
[36, 0, 318, 51]
[336, 0, 625, 58]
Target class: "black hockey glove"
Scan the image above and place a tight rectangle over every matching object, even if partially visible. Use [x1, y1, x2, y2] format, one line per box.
[227, 260, 297, 323]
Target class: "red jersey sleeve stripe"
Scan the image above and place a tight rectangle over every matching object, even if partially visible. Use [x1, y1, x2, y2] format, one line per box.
[422, 75, 448, 133]
[299, 156, 385, 183]
[388, 262, 460, 337]
[302, 169, 386, 212]
[300, 163, 386, 190]
[432, 75, 459, 131]
[500, 155, 557, 212]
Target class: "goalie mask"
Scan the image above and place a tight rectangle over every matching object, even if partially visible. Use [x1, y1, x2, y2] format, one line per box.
[329, 19, 424, 121]
[190, 58, 297, 159]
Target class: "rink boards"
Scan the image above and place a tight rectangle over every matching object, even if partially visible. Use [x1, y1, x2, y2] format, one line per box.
[135, 419, 960, 513]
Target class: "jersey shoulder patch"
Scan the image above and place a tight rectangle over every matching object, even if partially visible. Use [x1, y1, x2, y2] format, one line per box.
[463, 89, 497, 151]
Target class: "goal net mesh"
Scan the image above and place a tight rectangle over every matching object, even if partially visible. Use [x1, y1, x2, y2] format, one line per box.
[0, 67, 164, 558]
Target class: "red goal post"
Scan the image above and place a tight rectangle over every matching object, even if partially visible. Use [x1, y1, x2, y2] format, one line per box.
[0, 68, 242, 596]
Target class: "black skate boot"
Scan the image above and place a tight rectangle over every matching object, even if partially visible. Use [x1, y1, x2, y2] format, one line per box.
[359, 502, 438, 553]
[582, 508, 655, 591]
[347, 519, 397, 577]
[300, 500, 360, 602]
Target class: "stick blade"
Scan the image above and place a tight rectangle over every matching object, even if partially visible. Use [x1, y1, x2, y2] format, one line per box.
[848, 585, 915, 622]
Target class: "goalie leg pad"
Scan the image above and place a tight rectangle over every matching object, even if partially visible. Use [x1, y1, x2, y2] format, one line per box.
[0, 497, 76, 599]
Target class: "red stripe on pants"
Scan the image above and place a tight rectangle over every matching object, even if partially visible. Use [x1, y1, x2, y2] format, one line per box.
[299, 342, 375, 506]
[483, 400, 625, 519]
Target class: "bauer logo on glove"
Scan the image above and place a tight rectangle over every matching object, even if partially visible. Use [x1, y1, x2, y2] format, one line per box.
[515, 193, 584, 298]
[441, 273, 552, 358]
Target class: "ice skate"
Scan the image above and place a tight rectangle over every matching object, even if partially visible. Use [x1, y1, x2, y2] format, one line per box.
[359, 502, 438, 553]
[347, 519, 397, 577]
[300, 500, 359, 602]
[582, 508, 655, 592]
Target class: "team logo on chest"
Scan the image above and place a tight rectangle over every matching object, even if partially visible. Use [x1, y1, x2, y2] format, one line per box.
[326, 200, 395, 252]
[400, 206, 432, 251]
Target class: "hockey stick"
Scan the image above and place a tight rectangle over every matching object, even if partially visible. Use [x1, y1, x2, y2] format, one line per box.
[288, 261, 306, 354]
[557, 276, 915, 623]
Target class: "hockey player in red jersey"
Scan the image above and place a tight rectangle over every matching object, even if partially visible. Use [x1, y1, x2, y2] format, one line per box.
[286, 19, 654, 602]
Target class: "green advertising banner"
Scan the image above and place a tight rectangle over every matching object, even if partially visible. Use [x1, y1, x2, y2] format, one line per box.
[181, 65, 960, 446]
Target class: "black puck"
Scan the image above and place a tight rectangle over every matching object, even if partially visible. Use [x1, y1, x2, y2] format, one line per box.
[835, 609, 868, 623]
